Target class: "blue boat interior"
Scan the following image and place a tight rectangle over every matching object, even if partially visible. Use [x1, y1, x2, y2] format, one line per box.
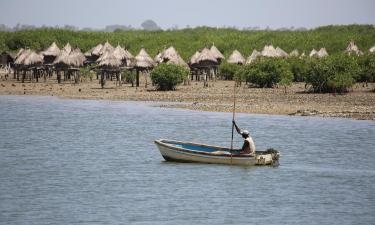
[166, 141, 230, 153]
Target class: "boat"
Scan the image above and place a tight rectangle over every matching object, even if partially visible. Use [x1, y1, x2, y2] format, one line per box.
[154, 139, 280, 166]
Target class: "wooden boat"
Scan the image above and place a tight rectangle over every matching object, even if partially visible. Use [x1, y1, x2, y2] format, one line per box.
[154, 139, 280, 166]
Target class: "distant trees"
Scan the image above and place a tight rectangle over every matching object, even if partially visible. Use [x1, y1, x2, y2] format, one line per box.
[141, 20, 161, 31]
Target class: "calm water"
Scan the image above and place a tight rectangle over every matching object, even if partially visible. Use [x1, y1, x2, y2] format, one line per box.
[0, 96, 374, 225]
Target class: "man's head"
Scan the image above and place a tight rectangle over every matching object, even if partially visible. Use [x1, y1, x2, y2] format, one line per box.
[241, 130, 249, 138]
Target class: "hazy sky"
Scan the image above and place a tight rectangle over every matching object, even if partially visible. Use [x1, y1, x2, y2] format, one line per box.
[0, 0, 374, 29]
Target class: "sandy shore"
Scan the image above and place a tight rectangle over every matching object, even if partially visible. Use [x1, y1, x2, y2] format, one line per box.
[0, 75, 374, 120]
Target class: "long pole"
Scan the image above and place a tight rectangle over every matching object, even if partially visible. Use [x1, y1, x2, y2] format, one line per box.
[230, 82, 236, 150]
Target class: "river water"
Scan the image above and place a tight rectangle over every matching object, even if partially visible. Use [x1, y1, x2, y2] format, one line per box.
[0, 96, 374, 225]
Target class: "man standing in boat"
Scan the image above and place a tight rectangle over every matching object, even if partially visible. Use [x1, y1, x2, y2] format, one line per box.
[232, 120, 256, 155]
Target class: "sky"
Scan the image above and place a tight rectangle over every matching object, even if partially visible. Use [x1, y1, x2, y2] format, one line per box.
[0, 0, 374, 29]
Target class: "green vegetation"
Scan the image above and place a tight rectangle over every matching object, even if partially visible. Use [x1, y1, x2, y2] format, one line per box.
[304, 54, 359, 93]
[150, 64, 189, 91]
[358, 53, 375, 83]
[239, 58, 293, 88]
[218, 62, 241, 80]
[1, 24, 375, 60]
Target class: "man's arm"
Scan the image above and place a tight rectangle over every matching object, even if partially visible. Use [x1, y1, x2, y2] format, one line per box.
[232, 120, 241, 134]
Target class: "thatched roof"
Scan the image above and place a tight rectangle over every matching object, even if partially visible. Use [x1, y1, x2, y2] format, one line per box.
[261, 45, 279, 57]
[154, 52, 163, 63]
[309, 49, 318, 57]
[14, 49, 32, 65]
[135, 48, 155, 68]
[99, 41, 114, 55]
[345, 41, 363, 56]
[157, 46, 189, 68]
[370, 45, 375, 53]
[246, 49, 261, 64]
[23, 51, 44, 66]
[63, 43, 72, 54]
[289, 49, 299, 57]
[210, 45, 225, 60]
[69, 48, 86, 67]
[53, 48, 86, 67]
[317, 48, 328, 58]
[196, 48, 218, 64]
[276, 47, 289, 57]
[189, 51, 201, 65]
[84, 43, 103, 57]
[98, 54, 122, 68]
[16, 48, 25, 58]
[227, 50, 245, 64]
[96, 45, 134, 67]
[42, 42, 60, 56]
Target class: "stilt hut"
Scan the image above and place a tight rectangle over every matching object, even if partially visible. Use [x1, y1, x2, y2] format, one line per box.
[16, 50, 44, 83]
[191, 48, 218, 82]
[289, 49, 299, 57]
[14, 49, 31, 81]
[41, 42, 60, 78]
[246, 49, 261, 64]
[345, 41, 363, 56]
[134, 48, 156, 87]
[98, 54, 122, 88]
[227, 50, 245, 65]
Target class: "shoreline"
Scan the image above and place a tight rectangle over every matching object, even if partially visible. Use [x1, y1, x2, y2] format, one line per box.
[0, 78, 374, 121]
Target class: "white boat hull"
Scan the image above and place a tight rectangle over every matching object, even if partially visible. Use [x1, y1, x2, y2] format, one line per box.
[155, 139, 279, 166]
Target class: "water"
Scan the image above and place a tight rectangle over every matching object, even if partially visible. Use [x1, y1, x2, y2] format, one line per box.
[0, 96, 374, 225]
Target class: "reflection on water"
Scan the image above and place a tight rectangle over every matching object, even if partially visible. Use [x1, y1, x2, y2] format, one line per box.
[0, 96, 374, 225]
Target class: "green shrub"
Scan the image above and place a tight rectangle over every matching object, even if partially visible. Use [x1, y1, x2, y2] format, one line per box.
[287, 57, 309, 82]
[150, 64, 189, 91]
[305, 54, 359, 93]
[358, 53, 375, 83]
[241, 58, 293, 88]
[219, 63, 241, 80]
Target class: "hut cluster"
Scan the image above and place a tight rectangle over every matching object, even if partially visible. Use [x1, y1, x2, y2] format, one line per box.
[1, 40, 374, 85]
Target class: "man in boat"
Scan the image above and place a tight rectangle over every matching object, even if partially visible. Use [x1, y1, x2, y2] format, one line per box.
[232, 120, 256, 155]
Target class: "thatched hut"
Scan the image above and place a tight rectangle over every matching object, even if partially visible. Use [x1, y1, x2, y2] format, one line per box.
[289, 49, 299, 57]
[41, 42, 60, 64]
[53, 48, 86, 83]
[246, 49, 261, 64]
[190, 48, 218, 81]
[227, 50, 245, 64]
[134, 48, 156, 87]
[15, 50, 44, 82]
[345, 41, 363, 56]
[210, 44, 225, 63]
